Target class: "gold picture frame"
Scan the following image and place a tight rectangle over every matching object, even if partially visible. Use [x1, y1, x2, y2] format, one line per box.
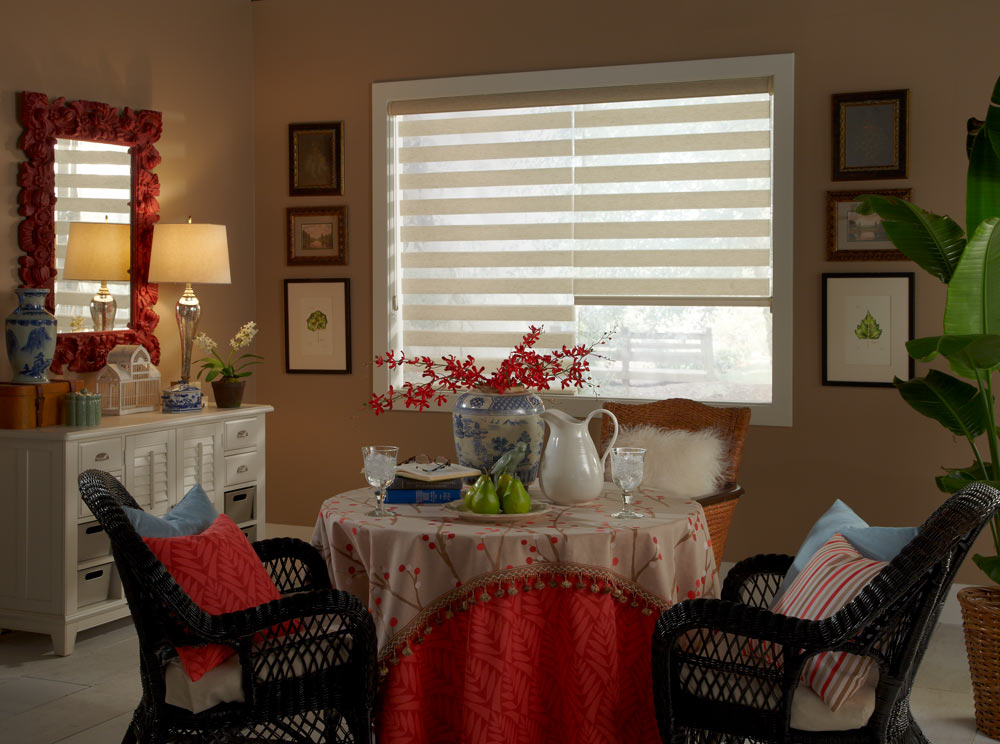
[832, 89, 908, 181]
[286, 206, 347, 266]
[289, 121, 344, 196]
[826, 188, 912, 261]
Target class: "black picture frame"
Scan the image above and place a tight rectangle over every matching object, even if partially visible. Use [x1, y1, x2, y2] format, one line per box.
[284, 278, 352, 374]
[289, 122, 344, 196]
[832, 89, 908, 181]
[822, 272, 914, 387]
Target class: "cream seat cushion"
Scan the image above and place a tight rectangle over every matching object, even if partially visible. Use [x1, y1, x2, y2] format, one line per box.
[164, 629, 352, 714]
[791, 681, 876, 731]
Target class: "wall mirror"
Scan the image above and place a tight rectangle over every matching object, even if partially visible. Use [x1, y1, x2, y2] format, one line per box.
[17, 91, 162, 373]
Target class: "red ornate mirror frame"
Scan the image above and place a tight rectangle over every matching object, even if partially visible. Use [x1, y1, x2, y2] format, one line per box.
[17, 90, 162, 373]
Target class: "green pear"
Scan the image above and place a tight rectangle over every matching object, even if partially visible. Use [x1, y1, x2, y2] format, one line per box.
[502, 477, 531, 514]
[469, 476, 500, 514]
[465, 472, 490, 509]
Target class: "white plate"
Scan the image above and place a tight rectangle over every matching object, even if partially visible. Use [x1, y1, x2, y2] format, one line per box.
[443, 501, 552, 522]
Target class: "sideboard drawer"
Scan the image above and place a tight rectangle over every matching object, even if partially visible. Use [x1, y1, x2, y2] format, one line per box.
[224, 417, 260, 452]
[78, 469, 123, 520]
[225, 452, 258, 486]
[79, 438, 122, 473]
[77, 521, 111, 563]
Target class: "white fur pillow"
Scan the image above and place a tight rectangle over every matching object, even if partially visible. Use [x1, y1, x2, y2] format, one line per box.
[607, 424, 727, 498]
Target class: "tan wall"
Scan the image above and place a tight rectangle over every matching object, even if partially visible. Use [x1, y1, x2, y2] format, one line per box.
[0, 0, 255, 398]
[252, 0, 999, 583]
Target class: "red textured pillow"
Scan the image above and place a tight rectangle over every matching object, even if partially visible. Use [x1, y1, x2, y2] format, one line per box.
[143, 513, 281, 682]
[771, 533, 886, 711]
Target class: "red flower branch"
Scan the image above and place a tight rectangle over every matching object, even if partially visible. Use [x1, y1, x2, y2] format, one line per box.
[369, 325, 614, 415]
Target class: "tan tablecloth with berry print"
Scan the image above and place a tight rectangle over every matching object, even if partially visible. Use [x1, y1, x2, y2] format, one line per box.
[312, 482, 718, 744]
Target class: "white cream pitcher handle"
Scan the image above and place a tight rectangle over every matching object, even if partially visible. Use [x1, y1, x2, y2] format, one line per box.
[584, 409, 619, 468]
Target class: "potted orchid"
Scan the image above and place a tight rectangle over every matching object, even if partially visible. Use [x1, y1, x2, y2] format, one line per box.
[194, 321, 261, 408]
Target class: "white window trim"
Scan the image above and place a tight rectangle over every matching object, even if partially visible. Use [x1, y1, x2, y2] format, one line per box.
[372, 53, 794, 427]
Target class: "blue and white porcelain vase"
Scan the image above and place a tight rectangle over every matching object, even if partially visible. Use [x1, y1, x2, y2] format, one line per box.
[452, 387, 545, 485]
[5, 288, 57, 384]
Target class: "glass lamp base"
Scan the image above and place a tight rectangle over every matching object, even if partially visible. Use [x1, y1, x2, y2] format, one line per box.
[366, 506, 394, 517]
[611, 508, 645, 519]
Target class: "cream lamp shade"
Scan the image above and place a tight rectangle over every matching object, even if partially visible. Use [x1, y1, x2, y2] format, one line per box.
[148, 223, 231, 284]
[62, 222, 131, 281]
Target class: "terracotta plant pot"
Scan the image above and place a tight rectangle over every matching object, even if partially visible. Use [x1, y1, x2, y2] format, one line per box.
[959, 586, 1000, 738]
[211, 378, 246, 409]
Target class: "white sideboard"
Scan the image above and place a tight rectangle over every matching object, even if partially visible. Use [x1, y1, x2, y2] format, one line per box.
[0, 403, 272, 655]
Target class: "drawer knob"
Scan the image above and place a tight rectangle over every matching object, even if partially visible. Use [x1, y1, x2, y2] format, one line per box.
[237, 464, 249, 474]
[95, 452, 110, 462]
[237, 430, 249, 438]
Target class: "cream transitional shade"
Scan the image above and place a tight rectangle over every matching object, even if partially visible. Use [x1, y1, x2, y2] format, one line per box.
[53, 139, 132, 332]
[148, 224, 231, 284]
[374, 54, 794, 426]
[63, 222, 131, 281]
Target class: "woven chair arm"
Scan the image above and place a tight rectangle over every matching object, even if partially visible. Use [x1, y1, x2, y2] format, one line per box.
[720, 553, 794, 607]
[253, 537, 333, 593]
[655, 597, 830, 651]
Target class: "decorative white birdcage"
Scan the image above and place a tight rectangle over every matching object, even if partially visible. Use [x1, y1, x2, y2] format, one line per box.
[96, 344, 161, 415]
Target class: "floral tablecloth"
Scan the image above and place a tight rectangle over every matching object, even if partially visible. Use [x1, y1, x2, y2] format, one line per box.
[311, 482, 718, 744]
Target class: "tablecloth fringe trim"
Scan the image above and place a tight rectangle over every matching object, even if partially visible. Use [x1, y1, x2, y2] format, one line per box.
[377, 562, 671, 672]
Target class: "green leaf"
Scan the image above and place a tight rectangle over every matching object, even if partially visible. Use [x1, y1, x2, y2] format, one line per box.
[205, 369, 220, 382]
[910, 334, 1000, 378]
[856, 194, 966, 283]
[854, 310, 883, 341]
[936, 462, 995, 493]
[973, 553, 1000, 584]
[944, 217, 1000, 336]
[966, 76, 1000, 238]
[236, 371, 253, 378]
[906, 336, 944, 362]
[894, 369, 988, 439]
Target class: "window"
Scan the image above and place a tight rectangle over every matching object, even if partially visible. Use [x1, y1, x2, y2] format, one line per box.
[373, 54, 793, 426]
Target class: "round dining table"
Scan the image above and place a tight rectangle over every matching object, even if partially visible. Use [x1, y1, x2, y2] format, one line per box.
[311, 482, 718, 744]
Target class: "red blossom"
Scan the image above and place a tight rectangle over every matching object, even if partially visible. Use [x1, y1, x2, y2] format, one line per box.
[368, 325, 615, 415]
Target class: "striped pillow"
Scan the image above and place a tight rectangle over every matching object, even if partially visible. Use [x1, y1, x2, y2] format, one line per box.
[772, 533, 885, 711]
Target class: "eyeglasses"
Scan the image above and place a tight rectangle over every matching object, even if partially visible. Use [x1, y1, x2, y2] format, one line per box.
[401, 454, 450, 472]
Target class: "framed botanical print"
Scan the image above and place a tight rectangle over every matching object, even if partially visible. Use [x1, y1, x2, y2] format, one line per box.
[826, 188, 911, 261]
[286, 206, 347, 265]
[832, 89, 908, 181]
[289, 122, 344, 196]
[822, 272, 914, 387]
[284, 278, 351, 374]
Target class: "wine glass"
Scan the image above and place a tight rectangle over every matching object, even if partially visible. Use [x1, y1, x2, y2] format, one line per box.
[610, 447, 645, 519]
[362, 445, 398, 517]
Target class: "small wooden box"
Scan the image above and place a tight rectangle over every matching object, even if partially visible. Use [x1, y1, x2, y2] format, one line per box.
[0, 380, 83, 429]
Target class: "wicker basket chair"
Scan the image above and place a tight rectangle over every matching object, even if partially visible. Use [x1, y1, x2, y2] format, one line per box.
[600, 398, 751, 565]
[651, 481, 1000, 744]
[77, 469, 377, 744]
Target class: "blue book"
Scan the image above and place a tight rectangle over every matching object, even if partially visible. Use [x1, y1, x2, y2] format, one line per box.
[384, 489, 462, 504]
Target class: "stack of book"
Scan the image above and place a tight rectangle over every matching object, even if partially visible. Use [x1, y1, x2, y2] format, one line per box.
[384, 462, 480, 504]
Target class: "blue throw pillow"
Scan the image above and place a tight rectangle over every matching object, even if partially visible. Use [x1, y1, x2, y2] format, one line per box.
[124, 484, 218, 538]
[772, 499, 917, 604]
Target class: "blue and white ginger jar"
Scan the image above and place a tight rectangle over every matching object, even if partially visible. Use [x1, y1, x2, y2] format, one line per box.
[5, 288, 57, 384]
[452, 387, 545, 485]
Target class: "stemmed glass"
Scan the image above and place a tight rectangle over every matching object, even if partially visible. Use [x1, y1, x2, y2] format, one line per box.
[362, 445, 398, 517]
[610, 447, 645, 519]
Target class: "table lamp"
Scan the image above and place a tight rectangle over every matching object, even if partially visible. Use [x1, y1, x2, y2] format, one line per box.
[148, 219, 231, 389]
[62, 220, 131, 331]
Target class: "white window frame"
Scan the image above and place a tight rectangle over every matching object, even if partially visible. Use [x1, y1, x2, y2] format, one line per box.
[372, 53, 793, 427]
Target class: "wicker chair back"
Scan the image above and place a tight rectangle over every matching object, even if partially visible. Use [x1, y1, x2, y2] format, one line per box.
[78, 468, 376, 743]
[652, 481, 1000, 744]
[600, 398, 751, 564]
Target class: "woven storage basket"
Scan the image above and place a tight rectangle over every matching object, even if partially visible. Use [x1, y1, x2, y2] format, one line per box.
[960, 586, 1000, 738]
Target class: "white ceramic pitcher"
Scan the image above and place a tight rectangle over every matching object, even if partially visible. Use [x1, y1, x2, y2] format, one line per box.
[538, 408, 619, 505]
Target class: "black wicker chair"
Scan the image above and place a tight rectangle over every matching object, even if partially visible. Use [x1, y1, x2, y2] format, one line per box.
[652, 482, 1000, 743]
[78, 468, 377, 744]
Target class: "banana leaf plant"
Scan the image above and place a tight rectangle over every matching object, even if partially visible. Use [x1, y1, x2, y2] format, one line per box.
[856, 74, 1000, 583]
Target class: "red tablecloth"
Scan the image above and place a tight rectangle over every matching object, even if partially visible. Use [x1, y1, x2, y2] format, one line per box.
[312, 484, 718, 743]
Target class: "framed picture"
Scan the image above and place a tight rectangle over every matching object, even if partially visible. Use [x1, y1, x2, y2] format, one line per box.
[826, 188, 912, 261]
[286, 206, 347, 265]
[284, 278, 351, 374]
[832, 89, 908, 180]
[822, 272, 914, 387]
[289, 122, 344, 196]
